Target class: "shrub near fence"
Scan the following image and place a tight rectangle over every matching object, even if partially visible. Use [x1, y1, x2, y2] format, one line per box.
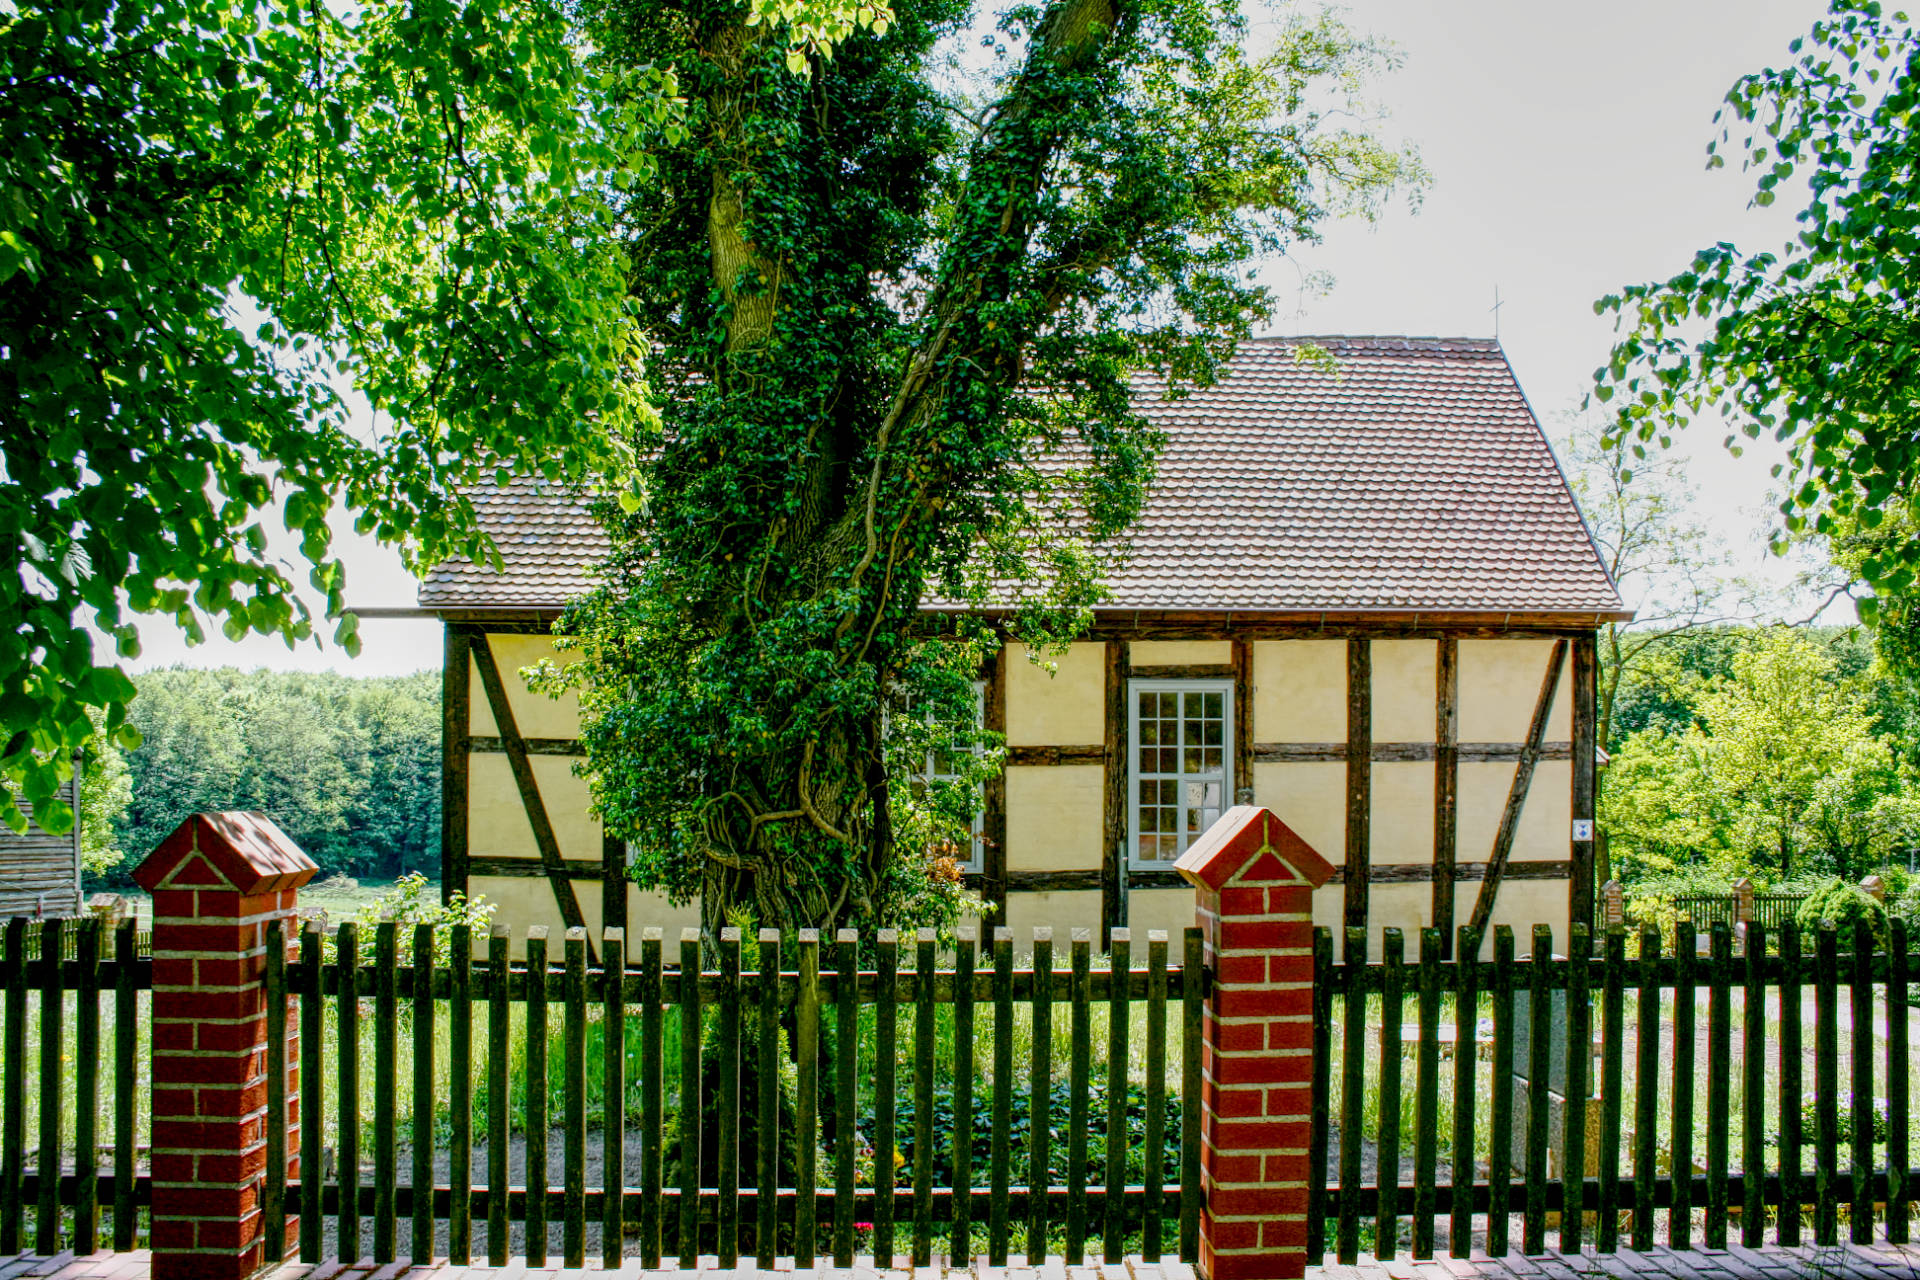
[265, 921, 1205, 1271]
[1312, 916, 1918, 1266]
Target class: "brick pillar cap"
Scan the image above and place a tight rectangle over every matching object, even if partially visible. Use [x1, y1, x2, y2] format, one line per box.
[1173, 805, 1335, 893]
[132, 811, 319, 895]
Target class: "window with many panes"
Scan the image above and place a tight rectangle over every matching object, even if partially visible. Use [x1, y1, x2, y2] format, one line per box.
[916, 682, 986, 873]
[1128, 680, 1233, 868]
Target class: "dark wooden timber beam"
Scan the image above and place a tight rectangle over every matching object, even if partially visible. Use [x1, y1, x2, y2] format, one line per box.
[441, 627, 471, 907]
[1466, 639, 1570, 940]
[1252, 741, 1575, 763]
[468, 737, 584, 756]
[1328, 860, 1572, 885]
[1433, 637, 1459, 958]
[983, 651, 1009, 925]
[1232, 640, 1254, 802]
[1344, 638, 1371, 947]
[1101, 641, 1130, 949]
[1128, 663, 1237, 681]
[1004, 745, 1105, 766]
[469, 634, 590, 941]
[1571, 633, 1599, 933]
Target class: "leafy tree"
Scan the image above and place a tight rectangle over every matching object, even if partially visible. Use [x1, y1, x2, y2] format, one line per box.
[543, 0, 1421, 929]
[1602, 629, 1920, 884]
[0, 0, 654, 833]
[78, 714, 132, 876]
[1596, 0, 1920, 644]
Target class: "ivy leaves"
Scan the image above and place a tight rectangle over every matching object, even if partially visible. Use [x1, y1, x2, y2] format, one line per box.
[1596, 0, 1920, 611]
[0, 0, 660, 830]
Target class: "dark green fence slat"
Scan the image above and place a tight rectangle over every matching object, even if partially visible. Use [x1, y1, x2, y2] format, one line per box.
[1, 919, 23, 1257]
[565, 929, 588, 1268]
[1597, 926, 1625, 1254]
[1449, 926, 1479, 1258]
[1067, 929, 1091, 1265]
[952, 927, 977, 1265]
[1849, 923, 1873, 1244]
[300, 921, 324, 1263]
[757, 929, 782, 1267]
[73, 918, 99, 1255]
[639, 928, 663, 1267]
[1777, 921, 1802, 1248]
[374, 919, 399, 1264]
[1742, 922, 1766, 1248]
[487, 925, 510, 1265]
[1143, 930, 1168, 1263]
[1104, 928, 1132, 1264]
[1814, 921, 1839, 1247]
[1338, 925, 1366, 1265]
[1180, 926, 1203, 1265]
[525, 928, 550, 1267]
[603, 928, 627, 1271]
[113, 918, 137, 1254]
[913, 928, 935, 1268]
[874, 929, 899, 1265]
[1309, 927, 1333, 1264]
[1028, 928, 1055, 1264]
[1671, 920, 1696, 1250]
[336, 920, 359, 1263]
[989, 928, 1013, 1266]
[1487, 926, 1514, 1258]
[1632, 925, 1658, 1252]
[1891, 917, 1911, 1243]
[1411, 927, 1441, 1260]
[718, 928, 742, 1268]
[675, 928, 699, 1268]
[1377, 928, 1404, 1261]
[834, 929, 858, 1268]
[1705, 922, 1731, 1249]
[1561, 923, 1589, 1255]
[36, 917, 62, 1255]
[449, 922, 473, 1264]
[410, 924, 435, 1265]
[797, 929, 820, 1266]
[1522, 924, 1550, 1257]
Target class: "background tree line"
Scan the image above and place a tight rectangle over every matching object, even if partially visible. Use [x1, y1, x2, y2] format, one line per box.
[86, 667, 441, 886]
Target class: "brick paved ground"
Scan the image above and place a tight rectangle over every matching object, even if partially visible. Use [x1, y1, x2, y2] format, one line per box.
[5, 1248, 1920, 1279]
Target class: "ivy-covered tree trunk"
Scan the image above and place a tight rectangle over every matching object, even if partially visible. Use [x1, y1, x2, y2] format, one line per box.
[550, 0, 1419, 931]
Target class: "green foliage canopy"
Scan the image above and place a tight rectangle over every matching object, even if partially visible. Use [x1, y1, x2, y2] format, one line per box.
[1, 0, 656, 830]
[545, 0, 1421, 930]
[1596, 0, 1920, 621]
[1601, 629, 1920, 884]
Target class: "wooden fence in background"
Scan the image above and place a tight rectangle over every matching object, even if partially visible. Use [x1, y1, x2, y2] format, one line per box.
[1313, 917, 1917, 1264]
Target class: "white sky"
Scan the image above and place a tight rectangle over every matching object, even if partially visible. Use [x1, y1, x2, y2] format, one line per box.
[126, 0, 1837, 679]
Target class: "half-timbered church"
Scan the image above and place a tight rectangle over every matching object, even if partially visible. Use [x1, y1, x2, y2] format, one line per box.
[419, 336, 1628, 955]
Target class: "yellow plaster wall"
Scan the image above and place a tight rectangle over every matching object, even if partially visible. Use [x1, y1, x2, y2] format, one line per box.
[1460, 880, 1571, 959]
[467, 633, 585, 740]
[1371, 640, 1437, 743]
[1129, 641, 1232, 666]
[1004, 889, 1103, 944]
[1369, 763, 1434, 865]
[1004, 643, 1107, 746]
[467, 754, 602, 860]
[1251, 761, 1344, 863]
[1252, 640, 1346, 742]
[1458, 640, 1570, 743]
[1457, 759, 1570, 866]
[1004, 766, 1104, 870]
[1126, 888, 1197, 945]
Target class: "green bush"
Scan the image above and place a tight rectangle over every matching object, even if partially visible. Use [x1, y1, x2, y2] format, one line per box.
[1793, 878, 1888, 951]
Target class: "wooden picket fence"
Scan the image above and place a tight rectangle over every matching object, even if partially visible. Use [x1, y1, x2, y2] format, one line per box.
[1665, 892, 1808, 932]
[264, 922, 1206, 1270]
[1312, 917, 1919, 1265]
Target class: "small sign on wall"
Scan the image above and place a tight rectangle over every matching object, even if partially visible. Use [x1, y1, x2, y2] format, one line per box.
[1571, 819, 1594, 842]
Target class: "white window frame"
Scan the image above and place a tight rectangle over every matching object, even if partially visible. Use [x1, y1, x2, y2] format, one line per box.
[917, 680, 987, 874]
[1127, 678, 1234, 871]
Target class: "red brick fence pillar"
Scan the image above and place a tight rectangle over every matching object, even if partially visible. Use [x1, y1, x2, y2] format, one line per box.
[1176, 805, 1336, 1280]
[132, 812, 315, 1280]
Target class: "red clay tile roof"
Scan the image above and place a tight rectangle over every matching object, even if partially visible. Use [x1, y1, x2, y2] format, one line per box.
[417, 336, 1625, 616]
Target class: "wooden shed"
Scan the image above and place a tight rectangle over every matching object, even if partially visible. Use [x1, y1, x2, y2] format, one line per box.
[418, 336, 1628, 956]
[0, 770, 83, 919]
